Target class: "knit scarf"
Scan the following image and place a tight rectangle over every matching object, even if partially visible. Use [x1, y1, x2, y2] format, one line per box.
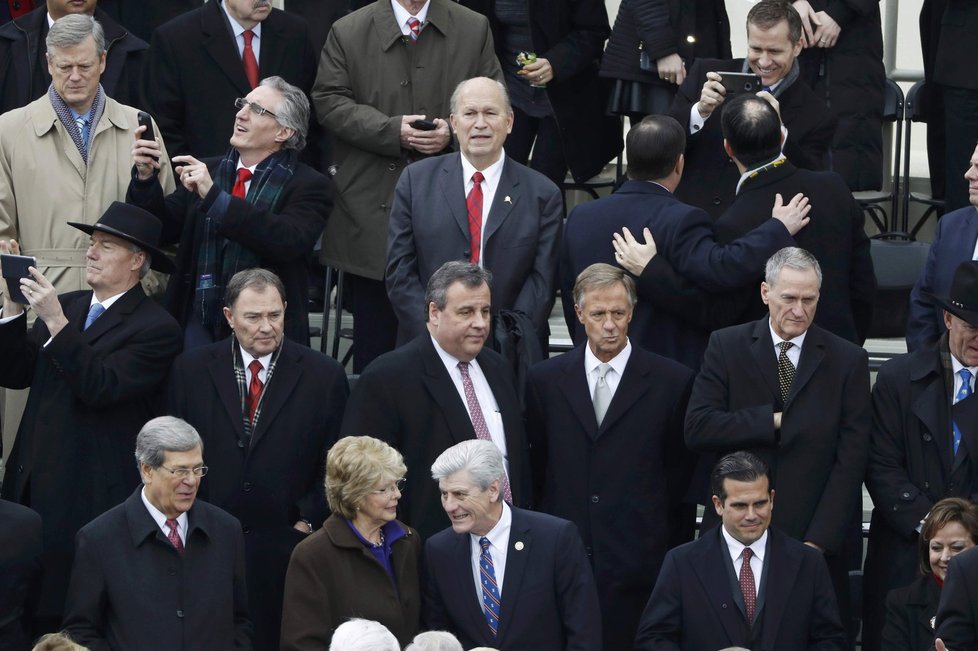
[232, 337, 282, 445]
[48, 83, 105, 164]
[740, 58, 800, 99]
[193, 148, 296, 339]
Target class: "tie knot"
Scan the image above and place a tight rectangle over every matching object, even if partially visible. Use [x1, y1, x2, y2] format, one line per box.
[166, 518, 179, 533]
[778, 341, 792, 354]
[472, 171, 485, 185]
[597, 362, 612, 381]
[742, 546, 753, 562]
[480, 536, 491, 552]
[243, 29, 254, 45]
[249, 359, 263, 375]
[236, 167, 253, 184]
[961, 368, 973, 382]
[458, 361, 471, 376]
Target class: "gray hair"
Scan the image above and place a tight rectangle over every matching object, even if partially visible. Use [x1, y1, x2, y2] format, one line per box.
[710, 451, 770, 505]
[424, 261, 492, 320]
[47, 14, 106, 57]
[764, 246, 822, 289]
[127, 243, 151, 279]
[328, 619, 399, 651]
[431, 439, 505, 491]
[134, 416, 203, 469]
[573, 263, 637, 310]
[225, 268, 286, 307]
[449, 77, 513, 116]
[259, 76, 309, 151]
[405, 631, 464, 651]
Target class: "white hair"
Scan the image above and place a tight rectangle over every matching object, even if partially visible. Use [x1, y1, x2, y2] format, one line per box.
[405, 631, 464, 651]
[328, 619, 399, 651]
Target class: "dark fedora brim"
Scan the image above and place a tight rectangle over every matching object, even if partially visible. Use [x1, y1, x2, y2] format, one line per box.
[923, 291, 978, 328]
[67, 221, 175, 274]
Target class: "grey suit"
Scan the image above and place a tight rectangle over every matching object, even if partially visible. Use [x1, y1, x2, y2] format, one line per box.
[386, 152, 562, 345]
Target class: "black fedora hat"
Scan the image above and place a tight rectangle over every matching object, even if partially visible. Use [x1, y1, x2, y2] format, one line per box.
[925, 260, 978, 327]
[68, 202, 174, 273]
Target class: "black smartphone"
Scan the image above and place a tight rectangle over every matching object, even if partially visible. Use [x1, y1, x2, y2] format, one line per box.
[137, 111, 155, 141]
[719, 72, 764, 94]
[411, 118, 437, 131]
[1, 254, 36, 304]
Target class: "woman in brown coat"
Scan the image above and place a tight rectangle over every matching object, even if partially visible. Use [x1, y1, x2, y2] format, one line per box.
[280, 436, 421, 649]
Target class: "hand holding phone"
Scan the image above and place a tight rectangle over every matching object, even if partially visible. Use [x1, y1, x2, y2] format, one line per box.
[1, 253, 37, 305]
[137, 111, 155, 142]
[411, 118, 437, 131]
[719, 72, 764, 95]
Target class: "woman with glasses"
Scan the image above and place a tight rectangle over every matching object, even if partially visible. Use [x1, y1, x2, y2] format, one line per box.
[281, 436, 420, 649]
[881, 497, 978, 651]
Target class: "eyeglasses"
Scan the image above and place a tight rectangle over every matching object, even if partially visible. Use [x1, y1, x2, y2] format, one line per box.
[234, 97, 278, 119]
[158, 464, 209, 479]
[371, 478, 406, 497]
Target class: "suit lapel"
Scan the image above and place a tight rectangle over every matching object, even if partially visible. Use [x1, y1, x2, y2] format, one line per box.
[557, 346, 599, 439]
[749, 319, 781, 402]
[419, 337, 476, 444]
[759, 531, 801, 651]
[250, 341, 302, 448]
[483, 158, 520, 244]
[785, 326, 825, 409]
[200, 1, 252, 95]
[690, 529, 746, 645]
[439, 154, 470, 242]
[207, 342, 248, 446]
[599, 348, 649, 433]
[450, 532, 491, 644]
[911, 353, 952, 474]
[255, 11, 287, 79]
[496, 508, 530, 645]
[82, 286, 143, 342]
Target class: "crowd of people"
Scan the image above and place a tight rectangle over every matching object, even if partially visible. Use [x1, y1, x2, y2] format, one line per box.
[0, 0, 977, 649]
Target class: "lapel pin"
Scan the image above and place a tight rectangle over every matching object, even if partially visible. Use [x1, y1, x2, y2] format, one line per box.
[514, 541, 524, 551]
[504, 196, 512, 204]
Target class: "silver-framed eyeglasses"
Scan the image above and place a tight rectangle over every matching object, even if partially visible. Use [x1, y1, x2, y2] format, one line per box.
[372, 478, 406, 496]
[234, 97, 278, 119]
[159, 464, 209, 479]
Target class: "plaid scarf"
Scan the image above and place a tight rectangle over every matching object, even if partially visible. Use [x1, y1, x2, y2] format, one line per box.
[193, 148, 296, 339]
[48, 83, 105, 164]
[232, 338, 282, 445]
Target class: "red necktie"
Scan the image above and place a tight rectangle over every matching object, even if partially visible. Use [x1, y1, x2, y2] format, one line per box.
[166, 518, 184, 556]
[467, 171, 484, 264]
[407, 16, 421, 41]
[740, 547, 756, 624]
[232, 168, 252, 199]
[248, 359, 264, 424]
[242, 30, 259, 89]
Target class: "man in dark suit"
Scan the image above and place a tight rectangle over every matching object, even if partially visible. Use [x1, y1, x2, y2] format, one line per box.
[525, 263, 694, 650]
[63, 416, 253, 650]
[129, 75, 329, 348]
[712, 93, 876, 345]
[634, 451, 847, 650]
[166, 268, 348, 651]
[935, 546, 978, 651]
[342, 261, 529, 540]
[0, 0, 147, 114]
[424, 439, 602, 650]
[907, 142, 978, 351]
[864, 260, 978, 651]
[142, 0, 316, 160]
[561, 113, 807, 370]
[0, 499, 41, 649]
[0, 202, 182, 631]
[667, 0, 836, 218]
[387, 76, 562, 349]
[685, 246, 871, 633]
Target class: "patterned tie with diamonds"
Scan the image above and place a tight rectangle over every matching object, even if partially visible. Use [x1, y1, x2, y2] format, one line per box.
[479, 536, 501, 637]
[777, 341, 795, 403]
[458, 361, 513, 503]
[740, 546, 756, 624]
[166, 518, 184, 556]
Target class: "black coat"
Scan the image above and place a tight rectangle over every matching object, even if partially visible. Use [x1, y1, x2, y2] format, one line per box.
[667, 58, 837, 218]
[524, 343, 694, 651]
[142, 1, 316, 159]
[882, 574, 941, 651]
[97, 0, 203, 44]
[127, 156, 331, 347]
[714, 161, 877, 345]
[0, 6, 147, 114]
[935, 547, 978, 648]
[166, 336, 348, 651]
[63, 489, 252, 650]
[600, 0, 730, 85]
[340, 334, 530, 540]
[0, 499, 41, 651]
[0, 286, 182, 620]
[928, 0, 978, 91]
[460, 0, 621, 183]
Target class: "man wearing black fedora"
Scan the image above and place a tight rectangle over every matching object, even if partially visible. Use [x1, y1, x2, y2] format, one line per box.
[0, 201, 182, 633]
[863, 259, 978, 645]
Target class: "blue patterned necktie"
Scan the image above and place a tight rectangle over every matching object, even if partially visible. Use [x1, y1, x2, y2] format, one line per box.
[479, 536, 501, 638]
[75, 115, 89, 155]
[953, 368, 973, 455]
[84, 303, 105, 330]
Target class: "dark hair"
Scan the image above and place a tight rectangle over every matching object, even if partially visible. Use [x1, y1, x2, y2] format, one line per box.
[225, 268, 287, 307]
[721, 94, 783, 168]
[424, 261, 492, 321]
[746, 0, 803, 45]
[918, 497, 978, 576]
[711, 451, 770, 504]
[626, 115, 686, 181]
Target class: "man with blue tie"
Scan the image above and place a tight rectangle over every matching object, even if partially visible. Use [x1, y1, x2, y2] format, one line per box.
[423, 439, 602, 650]
[864, 259, 978, 649]
[0, 202, 182, 633]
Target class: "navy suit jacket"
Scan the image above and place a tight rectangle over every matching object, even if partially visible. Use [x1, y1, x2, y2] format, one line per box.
[634, 526, 846, 651]
[340, 334, 530, 540]
[560, 180, 792, 370]
[386, 152, 562, 345]
[423, 506, 602, 650]
[524, 342, 694, 650]
[907, 205, 978, 351]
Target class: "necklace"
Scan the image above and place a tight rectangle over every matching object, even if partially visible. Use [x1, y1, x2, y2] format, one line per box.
[370, 529, 386, 549]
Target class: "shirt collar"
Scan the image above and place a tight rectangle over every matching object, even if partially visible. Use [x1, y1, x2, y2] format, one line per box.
[390, 0, 430, 33]
[237, 342, 273, 372]
[950, 355, 978, 378]
[461, 149, 506, 186]
[221, 0, 263, 39]
[91, 290, 127, 311]
[471, 500, 511, 550]
[768, 317, 807, 350]
[720, 524, 768, 565]
[140, 485, 189, 533]
[583, 338, 632, 378]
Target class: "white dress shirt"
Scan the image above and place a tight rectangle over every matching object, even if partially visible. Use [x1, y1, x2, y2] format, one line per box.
[721, 525, 767, 599]
[583, 338, 632, 401]
[470, 501, 512, 602]
[391, 0, 430, 36]
[221, 2, 263, 61]
[951, 356, 978, 403]
[239, 344, 272, 385]
[141, 486, 189, 545]
[460, 153, 506, 266]
[768, 319, 806, 368]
